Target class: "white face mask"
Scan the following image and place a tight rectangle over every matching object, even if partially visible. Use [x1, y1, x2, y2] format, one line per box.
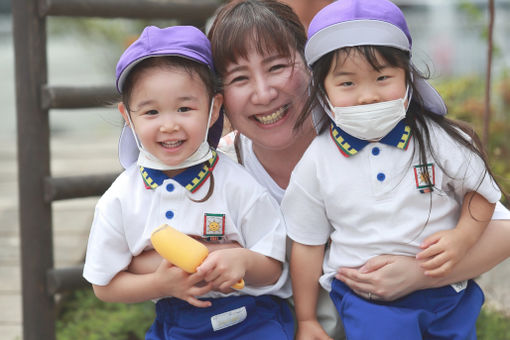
[127, 98, 215, 171]
[326, 87, 409, 141]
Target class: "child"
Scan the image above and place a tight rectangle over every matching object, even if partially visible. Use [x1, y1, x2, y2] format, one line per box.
[83, 25, 293, 339]
[282, 0, 504, 339]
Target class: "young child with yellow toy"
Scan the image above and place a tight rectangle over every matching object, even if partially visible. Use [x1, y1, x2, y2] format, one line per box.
[82, 25, 293, 339]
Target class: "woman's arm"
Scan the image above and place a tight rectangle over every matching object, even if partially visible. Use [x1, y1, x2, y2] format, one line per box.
[337, 220, 510, 301]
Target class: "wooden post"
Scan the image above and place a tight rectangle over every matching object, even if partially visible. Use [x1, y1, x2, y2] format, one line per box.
[12, 0, 55, 339]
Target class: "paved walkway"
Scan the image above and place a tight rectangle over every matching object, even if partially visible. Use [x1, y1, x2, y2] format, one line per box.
[0, 133, 122, 340]
[1, 133, 509, 340]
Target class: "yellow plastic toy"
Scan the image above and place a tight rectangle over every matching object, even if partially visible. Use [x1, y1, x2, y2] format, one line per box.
[151, 224, 244, 289]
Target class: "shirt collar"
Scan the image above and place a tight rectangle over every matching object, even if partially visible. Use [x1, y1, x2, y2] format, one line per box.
[139, 149, 218, 193]
[329, 119, 412, 158]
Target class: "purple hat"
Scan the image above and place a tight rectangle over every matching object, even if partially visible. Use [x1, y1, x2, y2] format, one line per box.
[116, 25, 214, 93]
[305, 0, 447, 115]
[116, 25, 223, 169]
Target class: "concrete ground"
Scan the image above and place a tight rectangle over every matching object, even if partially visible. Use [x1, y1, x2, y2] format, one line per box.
[1, 132, 509, 340]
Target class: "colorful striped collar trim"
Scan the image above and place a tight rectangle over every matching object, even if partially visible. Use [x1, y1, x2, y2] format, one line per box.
[329, 120, 412, 157]
[139, 149, 218, 193]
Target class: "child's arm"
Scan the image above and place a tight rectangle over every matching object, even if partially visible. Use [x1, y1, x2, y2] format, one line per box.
[93, 259, 213, 308]
[128, 241, 242, 275]
[291, 241, 332, 340]
[197, 248, 282, 292]
[416, 191, 496, 277]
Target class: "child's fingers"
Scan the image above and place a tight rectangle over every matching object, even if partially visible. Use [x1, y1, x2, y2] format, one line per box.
[420, 251, 448, 270]
[185, 296, 212, 308]
[420, 233, 441, 249]
[423, 261, 453, 277]
[416, 245, 441, 260]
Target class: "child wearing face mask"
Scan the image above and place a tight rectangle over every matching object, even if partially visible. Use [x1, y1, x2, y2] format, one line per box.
[282, 0, 506, 339]
[83, 25, 293, 339]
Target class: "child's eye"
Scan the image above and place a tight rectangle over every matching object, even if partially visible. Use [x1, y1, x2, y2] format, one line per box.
[340, 81, 354, 87]
[377, 75, 389, 81]
[177, 107, 192, 113]
[145, 109, 158, 116]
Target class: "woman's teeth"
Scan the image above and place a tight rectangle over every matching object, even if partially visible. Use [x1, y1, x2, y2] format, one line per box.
[161, 140, 183, 147]
[255, 105, 288, 125]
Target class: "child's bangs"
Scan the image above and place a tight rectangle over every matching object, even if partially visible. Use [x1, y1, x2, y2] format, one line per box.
[333, 46, 409, 72]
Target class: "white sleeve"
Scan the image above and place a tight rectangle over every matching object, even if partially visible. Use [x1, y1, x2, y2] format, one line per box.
[239, 191, 287, 262]
[281, 152, 331, 245]
[83, 195, 131, 286]
[435, 126, 501, 204]
[492, 201, 510, 220]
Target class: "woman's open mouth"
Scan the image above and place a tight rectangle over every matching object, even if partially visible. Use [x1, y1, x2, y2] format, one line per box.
[254, 104, 289, 125]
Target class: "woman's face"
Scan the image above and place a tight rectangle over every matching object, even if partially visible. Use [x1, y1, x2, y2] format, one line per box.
[221, 44, 311, 151]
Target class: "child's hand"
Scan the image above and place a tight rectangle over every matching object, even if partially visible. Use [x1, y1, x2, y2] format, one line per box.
[416, 229, 471, 277]
[196, 248, 246, 293]
[153, 259, 212, 308]
[296, 320, 333, 340]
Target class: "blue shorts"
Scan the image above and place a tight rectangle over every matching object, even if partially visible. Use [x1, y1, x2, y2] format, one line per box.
[146, 295, 294, 340]
[330, 279, 484, 340]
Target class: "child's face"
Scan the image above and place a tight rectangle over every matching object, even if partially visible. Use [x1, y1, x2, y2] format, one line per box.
[120, 67, 221, 169]
[324, 49, 407, 108]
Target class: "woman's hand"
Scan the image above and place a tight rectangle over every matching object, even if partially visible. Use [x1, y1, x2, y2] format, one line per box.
[336, 255, 436, 301]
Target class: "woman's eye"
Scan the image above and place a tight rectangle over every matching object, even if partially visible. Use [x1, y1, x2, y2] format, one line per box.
[229, 75, 248, 84]
[177, 107, 192, 113]
[269, 63, 287, 72]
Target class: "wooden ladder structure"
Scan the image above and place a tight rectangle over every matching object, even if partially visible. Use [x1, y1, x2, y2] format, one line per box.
[11, 1, 220, 339]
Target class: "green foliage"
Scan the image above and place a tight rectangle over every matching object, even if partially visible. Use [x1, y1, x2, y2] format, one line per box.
[56, 288, 154, 340]
[433, 73, 510, 206]
[477, 307, 510, 339]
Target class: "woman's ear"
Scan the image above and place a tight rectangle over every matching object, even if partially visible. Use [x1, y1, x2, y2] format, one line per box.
[209, 93, 224, 127]
[118, 102, 130, 126]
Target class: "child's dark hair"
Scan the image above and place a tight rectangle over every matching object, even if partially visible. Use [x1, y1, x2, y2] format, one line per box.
[121, 56, 219, 203]
[208, 0, 307, 81]
[299, 45, 507, 214]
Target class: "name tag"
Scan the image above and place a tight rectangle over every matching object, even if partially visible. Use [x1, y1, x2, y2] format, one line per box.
[450, 280, 468, 293]
[211, 306, 247, 331]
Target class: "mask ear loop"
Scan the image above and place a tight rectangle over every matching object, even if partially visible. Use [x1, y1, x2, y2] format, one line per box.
[125, 111, 145, 152]
[203, 97, 215, 144]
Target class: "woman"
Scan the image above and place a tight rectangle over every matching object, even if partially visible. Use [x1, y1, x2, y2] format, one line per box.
[129, 0, 510, 338]
[208, 0, 510, 338]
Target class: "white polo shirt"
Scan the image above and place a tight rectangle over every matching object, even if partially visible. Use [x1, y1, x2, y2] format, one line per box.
[282, 119, 502, 292]
[83, 150, 291, 299]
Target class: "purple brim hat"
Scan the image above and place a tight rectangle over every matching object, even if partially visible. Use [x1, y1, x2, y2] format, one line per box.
[116, 25, 223, 169]
[305, 0, 447, 116]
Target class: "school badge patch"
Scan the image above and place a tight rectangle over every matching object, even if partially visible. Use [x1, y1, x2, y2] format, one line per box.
[203, 213, 225, 241]
[413, 163, 435, 193]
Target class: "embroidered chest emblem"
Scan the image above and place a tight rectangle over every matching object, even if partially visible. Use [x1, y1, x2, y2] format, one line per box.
[414, 163, 435, 193]
[203, 213, 225, 241]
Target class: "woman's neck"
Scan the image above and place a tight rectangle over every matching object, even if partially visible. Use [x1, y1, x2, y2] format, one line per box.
[252, 119, 316, 189]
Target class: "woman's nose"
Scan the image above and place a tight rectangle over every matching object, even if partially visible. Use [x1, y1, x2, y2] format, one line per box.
[251, 75, 277, 105]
